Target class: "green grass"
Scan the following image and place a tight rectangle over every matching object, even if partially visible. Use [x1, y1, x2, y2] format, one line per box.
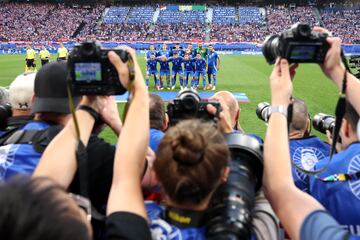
[0, 54, 339, 143]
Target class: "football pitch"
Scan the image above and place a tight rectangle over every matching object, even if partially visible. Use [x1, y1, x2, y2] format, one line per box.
[0, 54, 339, 143]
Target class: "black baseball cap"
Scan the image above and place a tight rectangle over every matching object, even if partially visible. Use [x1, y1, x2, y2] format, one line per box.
[32, 61, 79, 114]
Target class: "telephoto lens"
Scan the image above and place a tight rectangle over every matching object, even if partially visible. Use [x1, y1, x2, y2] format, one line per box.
[0, 103, 12, 130]
[256, 102, 271, 122]
[312, 113, 335, 134]
[206, 133, 263, 240]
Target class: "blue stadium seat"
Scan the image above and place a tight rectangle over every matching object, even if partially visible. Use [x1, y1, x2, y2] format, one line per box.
[103, 6, 130, 24]
[212, 7, 237, 24]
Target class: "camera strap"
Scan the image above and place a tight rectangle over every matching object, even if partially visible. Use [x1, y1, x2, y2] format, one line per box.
[164, 207, 206, 228]
[291, 50, 353, 178]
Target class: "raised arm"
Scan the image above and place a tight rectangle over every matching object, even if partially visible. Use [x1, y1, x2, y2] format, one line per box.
[314, 27, 360, 115]
[106, 47, 149, 219]
[263, 59, 324, 240]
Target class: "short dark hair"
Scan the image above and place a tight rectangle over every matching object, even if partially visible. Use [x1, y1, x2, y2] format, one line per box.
[290, 97, 309, 133]
[0, 176, 90, 240]
[345, 100, 359, 131]
[149, 93, 165, 130]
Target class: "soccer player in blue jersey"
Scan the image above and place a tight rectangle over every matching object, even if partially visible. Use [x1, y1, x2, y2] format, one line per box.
[159, 43, 171, 58]
[193, 52, 207, 90]
[183, 53, 195, 88]
[168, 52, 184, 90]
[172, 43, 184, 57]
[207, 45, 220, 90]
[146, 53, 160, 90]
[145, 44, 158, 60]
[158, 55, 171, 90]
[185, 43, 196, 58]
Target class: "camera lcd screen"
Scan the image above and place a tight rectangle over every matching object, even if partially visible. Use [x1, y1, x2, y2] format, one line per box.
[289, 46, 316, 60]
[75, 63, 102, 81]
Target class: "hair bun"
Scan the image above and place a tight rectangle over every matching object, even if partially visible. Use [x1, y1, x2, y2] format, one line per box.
[172, 129, 206, 166]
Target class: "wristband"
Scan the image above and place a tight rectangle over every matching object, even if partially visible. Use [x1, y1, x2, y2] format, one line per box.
[269, 105, 288, 119]
[78, 105, 101, 124]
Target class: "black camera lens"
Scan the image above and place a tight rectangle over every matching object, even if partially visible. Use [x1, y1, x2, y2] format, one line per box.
[296, 23, 311, 38]
[0, 103, 12, 130]
[206, 133, 263, 240]
[262, 35, 280, 65]
[81, 42, 97, 57]
[182, 96, 198, 112]
[312, 113, 335, 134]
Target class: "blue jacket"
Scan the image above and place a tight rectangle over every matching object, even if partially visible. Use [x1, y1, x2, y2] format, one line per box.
[0, 121, 51, 181]
[309, 141, 360, 235]
[289, 136, 330, 192]
[149, 128, 165, 152]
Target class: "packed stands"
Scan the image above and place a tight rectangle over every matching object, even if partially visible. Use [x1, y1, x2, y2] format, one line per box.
[0, 2, 359, 44]
[266, 5, 292, 35]
[212, 7, 237, 24]
[103, 6, 130, 24]
[147, 23, 205, 41]
[128, 6, 154, 23]
[157, 9, 206, 23]
[239, 7, 263, 24]
[290, 6, 319, 26]
[321, 7, 360, 43]
[84, 23, 151, 41]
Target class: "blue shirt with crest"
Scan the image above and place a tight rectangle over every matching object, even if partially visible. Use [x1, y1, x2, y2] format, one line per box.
[289, 136, 330, 192]
[207, 51, 219, 69]
[309, 141, 360, 235]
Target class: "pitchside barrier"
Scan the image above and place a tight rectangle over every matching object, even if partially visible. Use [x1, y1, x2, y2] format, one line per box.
[1, 42, 360, 56]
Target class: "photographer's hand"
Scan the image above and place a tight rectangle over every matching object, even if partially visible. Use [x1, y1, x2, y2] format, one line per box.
[99, 96, 122, 136]
[270, 58, 292, 106]
[207, 98, 233, 134]
[314, 27, 360, 116]
[313, 27, 345, 88]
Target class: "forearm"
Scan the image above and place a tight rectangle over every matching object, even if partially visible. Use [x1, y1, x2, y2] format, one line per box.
[33, 110, 95, 188]
[107, 85, 149, 218]
[114, 86, 149, 182]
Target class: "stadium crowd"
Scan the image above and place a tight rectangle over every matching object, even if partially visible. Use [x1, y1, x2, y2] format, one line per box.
[0, 3, 359, 43]
[0, 25, 360, 240]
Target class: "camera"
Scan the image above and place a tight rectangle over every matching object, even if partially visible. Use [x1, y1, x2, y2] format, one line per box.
[206, 133, 263, 240]
[256, 102, 271, 122]
[167, 89, 221, 126]
[312, 113, 335, 134]
[262, 23, 330, 64]
[68, 41, 129, 96]
[0, 104, 12, 130]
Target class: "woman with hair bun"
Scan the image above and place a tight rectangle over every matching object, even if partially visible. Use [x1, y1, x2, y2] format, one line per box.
[146, 119, 230, 239]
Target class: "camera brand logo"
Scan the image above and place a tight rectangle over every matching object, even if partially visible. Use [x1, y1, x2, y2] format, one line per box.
[0, 144, 19, 180]
[348, 154, 360, 200]
[293, 147, 326, 182]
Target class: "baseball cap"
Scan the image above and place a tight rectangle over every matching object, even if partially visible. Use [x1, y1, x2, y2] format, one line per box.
[9, 72, 36, 110]
[32, 61, 79, 114]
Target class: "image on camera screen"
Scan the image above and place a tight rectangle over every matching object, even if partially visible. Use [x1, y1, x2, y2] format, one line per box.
[289, 46, 316, 60]
[75, 63, 102, 82]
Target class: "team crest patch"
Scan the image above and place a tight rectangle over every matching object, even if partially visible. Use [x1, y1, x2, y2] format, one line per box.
[293, 147, 326, 182]
[348, 154, 360, 200]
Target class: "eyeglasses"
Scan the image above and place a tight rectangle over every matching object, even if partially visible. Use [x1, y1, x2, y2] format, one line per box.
[69, 193, 106, 222]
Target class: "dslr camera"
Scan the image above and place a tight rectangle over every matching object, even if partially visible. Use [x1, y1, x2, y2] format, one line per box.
[167, 89, 221, 126]
[263, 23, 330, 64]
[68, 41, 129, 96]
[256, 102, 271, 122]
[312, 113, 335, 134]
[0, 104, 12, 130]
[206, 133, 263, 240]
